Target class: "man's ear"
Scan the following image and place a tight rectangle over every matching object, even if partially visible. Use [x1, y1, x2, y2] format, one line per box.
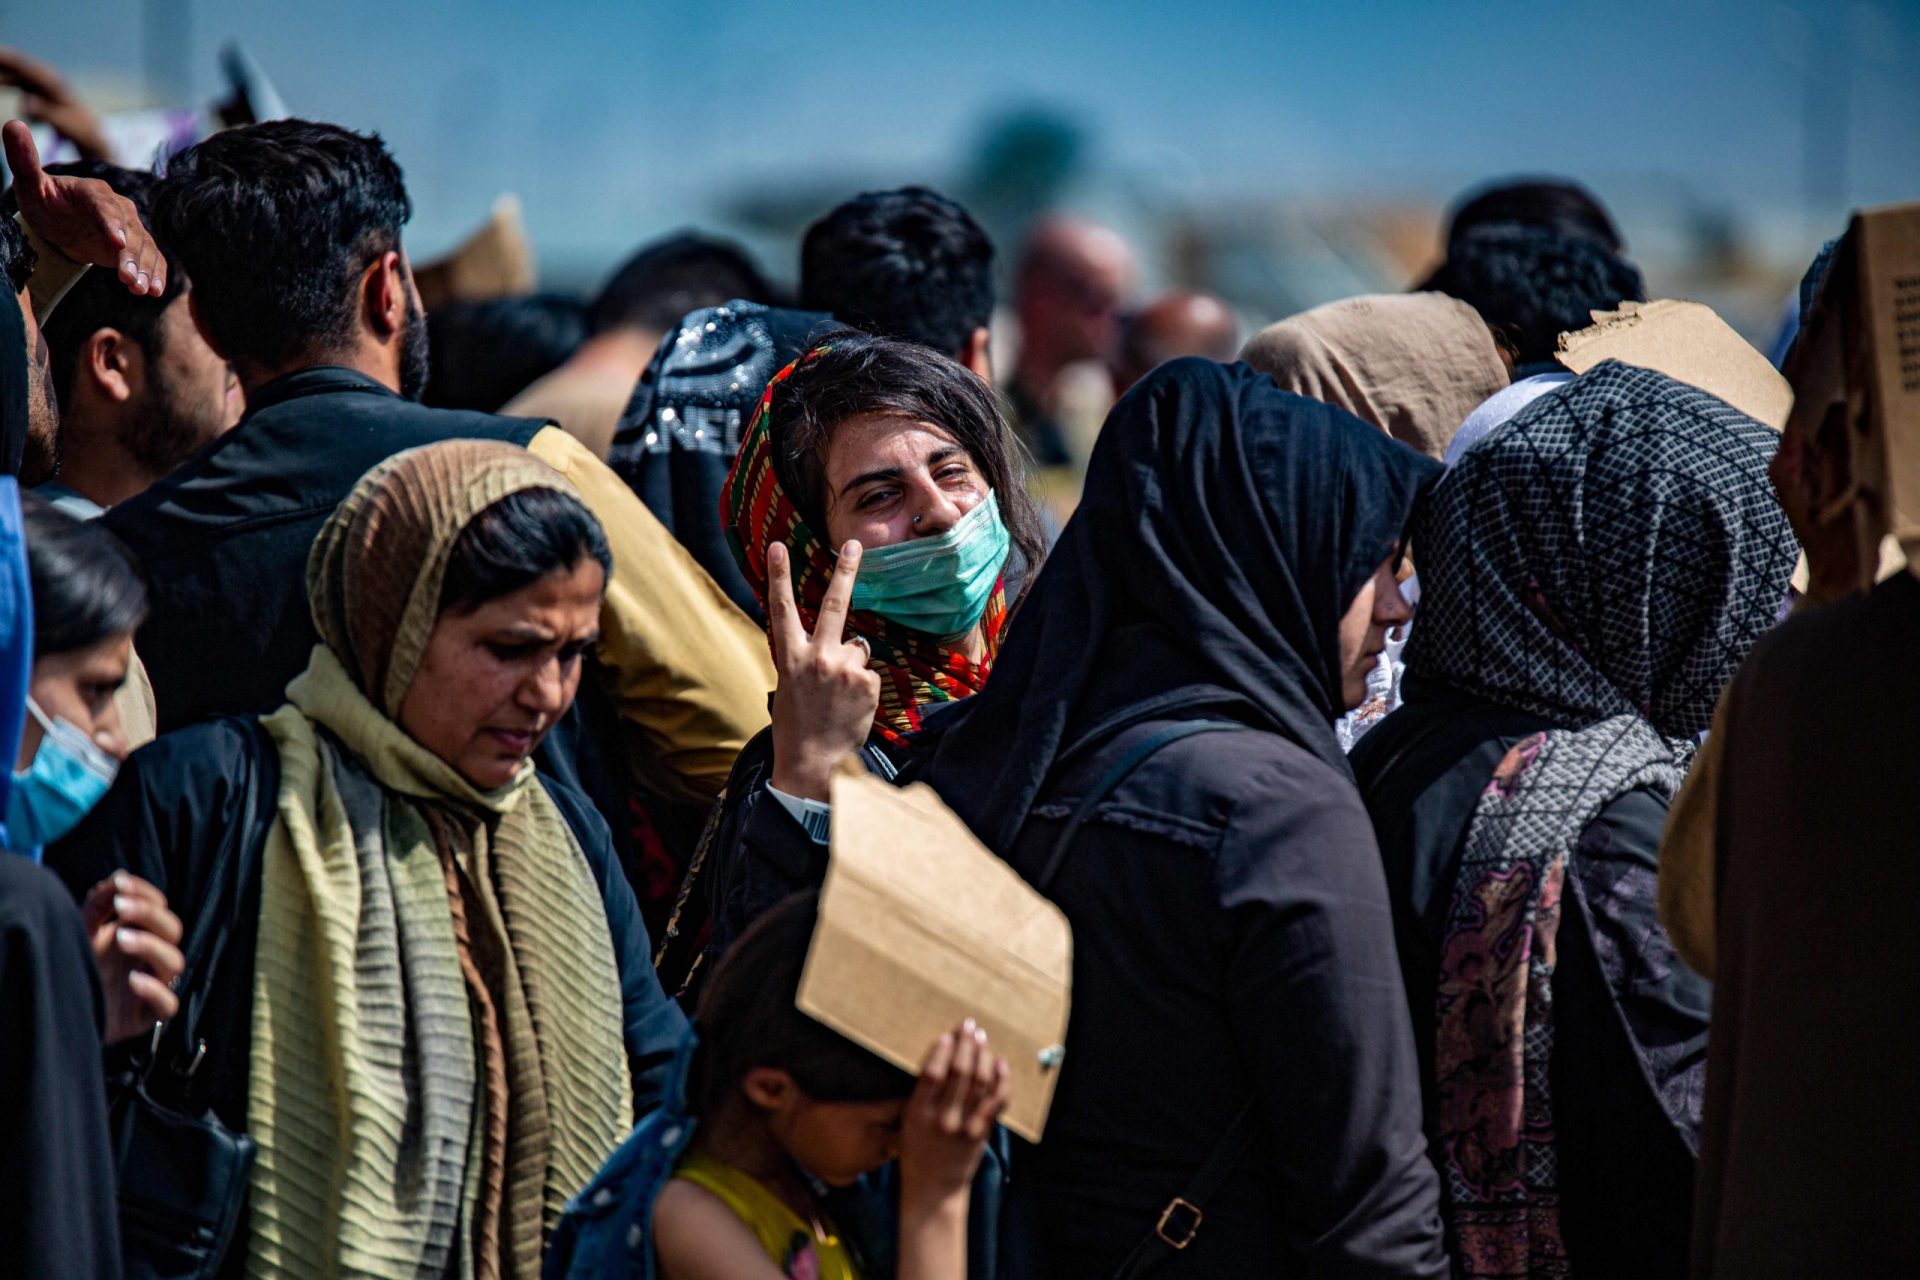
[740, 1067, 798, 1112]
[185, 291, 231, 363]
[83, 328, 138, 404]
[362, 249, 407, 341]
[959, 325, 994, 384]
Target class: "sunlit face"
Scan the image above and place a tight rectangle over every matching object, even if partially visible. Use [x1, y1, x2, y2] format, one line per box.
[1335, 555, 1413, 711]
[396, 559, 604, 790]
[820, 413, 987, 551]
[745, 1066, 906, 1188]
[19, 632, 134, 769]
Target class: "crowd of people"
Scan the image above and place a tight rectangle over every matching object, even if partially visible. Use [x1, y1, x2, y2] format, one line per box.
[1, 47, 1914, 1280]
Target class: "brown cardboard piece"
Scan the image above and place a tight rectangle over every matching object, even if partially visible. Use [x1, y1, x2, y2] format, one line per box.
[1555, 299, 1795, 429]
[412, 195, 538, 310]
[798, 771, 1072, 1143]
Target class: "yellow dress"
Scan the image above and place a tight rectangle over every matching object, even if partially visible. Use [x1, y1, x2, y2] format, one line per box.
[672, 1152, 862, 1280]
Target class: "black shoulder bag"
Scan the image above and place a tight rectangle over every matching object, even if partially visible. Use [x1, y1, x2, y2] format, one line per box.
[108, 724, 266, 1280]
[1027, 719, 1261, 1280]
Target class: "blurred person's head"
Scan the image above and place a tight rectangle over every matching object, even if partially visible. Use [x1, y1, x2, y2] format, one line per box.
[590, 231, 773, 342]
[1438, 176, 1626, 257]
[7, 495, 146, 851]
[35, 162, 240, 507]
[152, 119, 428, 401]
[799, 187, 996, 380]
[1421, 222, 1645, 367]
[2, 211, 59, 485]
[1115, 291, 1239, 391]
[1013, 214, 1137, 382]
[424, 293, 587, 413]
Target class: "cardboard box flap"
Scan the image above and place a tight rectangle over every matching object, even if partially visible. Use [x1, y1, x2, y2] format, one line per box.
[1852, 202, 1920, 543]
[798, 773, 1073, 1143]
[1555, 299, 1794, 429]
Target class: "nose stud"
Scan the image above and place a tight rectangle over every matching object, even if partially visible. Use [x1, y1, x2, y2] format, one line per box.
[913, 514, 923, 526]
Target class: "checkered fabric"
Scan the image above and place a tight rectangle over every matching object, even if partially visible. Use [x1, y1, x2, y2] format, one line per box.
[719, 349, 1006, 749]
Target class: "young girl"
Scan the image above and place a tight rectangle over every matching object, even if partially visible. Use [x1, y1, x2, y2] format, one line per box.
[647, 890, 1008, 1280]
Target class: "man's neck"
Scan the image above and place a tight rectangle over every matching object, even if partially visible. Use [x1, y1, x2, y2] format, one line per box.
[563, 327, 662, 381]
[48, 408, 156, 509]
[240, 343, 398, 400]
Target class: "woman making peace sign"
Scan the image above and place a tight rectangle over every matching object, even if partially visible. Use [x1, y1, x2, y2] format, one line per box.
[669, 334, 1044, 988]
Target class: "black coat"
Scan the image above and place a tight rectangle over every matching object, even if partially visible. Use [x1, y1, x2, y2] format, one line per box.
[1349, 681, 1709, 1277]
[100, 366, 544, 734]
[44, 716, 689, 1279]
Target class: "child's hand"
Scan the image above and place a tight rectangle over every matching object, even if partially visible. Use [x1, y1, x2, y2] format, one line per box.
[898, 1018, 1010, 1207]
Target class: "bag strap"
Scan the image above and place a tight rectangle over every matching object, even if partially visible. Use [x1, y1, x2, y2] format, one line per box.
[142, 717, 269, 1084]
[1031, 719, 1243, 893]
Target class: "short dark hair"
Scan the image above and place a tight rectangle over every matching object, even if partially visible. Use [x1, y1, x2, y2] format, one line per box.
[423, 294, 587, 413]
[1422, 222, 1646, 365]
[36, 163, 190, 408]
[589, 232, 773, 336]
[0, 207, 34, 294]
[691, 891, 913, 1115]
[1442, 177, 1625, 256]
[20, 492, 148, 658]
[769, 333, 1046, 580]
[799, 187, 995, 359]
[152, 119, 412, 371]
[438, 486, 613, 615]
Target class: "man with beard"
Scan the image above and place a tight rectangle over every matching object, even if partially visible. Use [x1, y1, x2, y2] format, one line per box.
[35, 163, 241, 517]
[103, 121, 773, 816]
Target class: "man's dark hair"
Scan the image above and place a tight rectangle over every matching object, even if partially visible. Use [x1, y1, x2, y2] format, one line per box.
[35, 163, 189, 408]
[0, 207, 34, 294]
[691, 890, 914, 1115]
[589, 232, 773, 336]
[1422, 222, 1646, 365]
[152, 119, 412, 371]
[21, 492, 148, 657]
[1441, 177, 1625, 257]
[799, 187, 995, 359]
[768, 332, 1046, 582]
[438, 486, 612, 615]
[424, 294, 587, 413]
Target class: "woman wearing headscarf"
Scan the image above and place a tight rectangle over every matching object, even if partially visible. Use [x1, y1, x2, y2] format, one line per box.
[1348, 362, 1799, 1278]
[47, 439, 687, 1279]
[912, 358, 1450, 1276]
[664, 334, 1045, 987]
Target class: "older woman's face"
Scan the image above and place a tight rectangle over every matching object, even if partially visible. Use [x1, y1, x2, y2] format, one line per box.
[398, 559, 605, 790]
[821, 413, 987, 551]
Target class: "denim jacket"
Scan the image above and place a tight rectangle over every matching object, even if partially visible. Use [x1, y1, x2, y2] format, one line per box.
[545, 1026, 1019, 1280]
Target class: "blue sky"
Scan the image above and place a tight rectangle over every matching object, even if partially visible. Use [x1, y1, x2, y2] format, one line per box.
[7, 0, 1916, 280]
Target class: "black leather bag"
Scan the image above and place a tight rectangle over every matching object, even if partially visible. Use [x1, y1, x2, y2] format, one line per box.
[108, 722, 264, 1280]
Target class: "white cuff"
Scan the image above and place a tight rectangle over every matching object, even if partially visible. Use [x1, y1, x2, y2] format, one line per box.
[767, 784, 832, 845]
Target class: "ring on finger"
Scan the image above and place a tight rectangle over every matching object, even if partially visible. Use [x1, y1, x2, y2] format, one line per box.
[846, 634, 872, 662]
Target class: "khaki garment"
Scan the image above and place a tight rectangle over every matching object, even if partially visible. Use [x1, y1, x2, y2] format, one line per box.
[526, 425, 773, 804]
[505, 365, 638, 460]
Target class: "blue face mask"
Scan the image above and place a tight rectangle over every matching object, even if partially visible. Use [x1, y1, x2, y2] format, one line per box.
[5, 698, 119, 856]
[848, 491, 1011, 639]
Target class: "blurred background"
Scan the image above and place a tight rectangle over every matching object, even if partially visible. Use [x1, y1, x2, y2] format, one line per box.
[6, 0, 1917, 342]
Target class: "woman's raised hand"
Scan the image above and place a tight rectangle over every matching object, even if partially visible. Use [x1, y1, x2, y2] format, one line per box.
[766, 540, 881, 803]
[81, 872, 185, 1046]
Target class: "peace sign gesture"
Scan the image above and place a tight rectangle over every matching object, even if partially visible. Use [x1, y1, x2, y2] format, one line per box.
[766, 539, 882, 803]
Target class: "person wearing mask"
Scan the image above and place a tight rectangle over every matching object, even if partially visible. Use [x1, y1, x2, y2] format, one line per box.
[1111, 290, 1239, 393]
[96, 119, 770, 817]
[30, 162, 241, 518]
[424, 292, 587, 414]
[914, 359, 1450, 1277]
[1006, 214, 1136, 467]
[1348, 364, 1798, 1278]
[48, 439, 688, 1277]
[1, 489, 184, 1280]
[508, 232, 773, 458]
[668, 334, 1045, 989]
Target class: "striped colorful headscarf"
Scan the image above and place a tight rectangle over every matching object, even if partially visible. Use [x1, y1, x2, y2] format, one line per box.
[719, 348, 1007, 749]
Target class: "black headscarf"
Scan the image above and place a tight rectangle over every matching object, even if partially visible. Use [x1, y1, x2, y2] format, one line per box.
[1404, 360, 1799, 742]
[918, 357, 1443, 853]
[1, 283, 27, 477]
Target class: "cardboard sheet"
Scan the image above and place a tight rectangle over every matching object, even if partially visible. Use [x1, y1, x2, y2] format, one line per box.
[798, 772, 1072, 1143]
[1556, 299, 1795, 429]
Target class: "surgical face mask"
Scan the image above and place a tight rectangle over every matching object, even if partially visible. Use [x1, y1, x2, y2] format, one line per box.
[848, 491, 1011, 639]
[5, 698, 119, 854]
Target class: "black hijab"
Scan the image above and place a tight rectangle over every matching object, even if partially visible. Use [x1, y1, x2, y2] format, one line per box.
[1, 283, 26, 477]
[918, 357, 1444, 853]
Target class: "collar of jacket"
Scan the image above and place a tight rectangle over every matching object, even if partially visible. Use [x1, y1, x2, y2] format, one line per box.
[244, 364, 400, 420]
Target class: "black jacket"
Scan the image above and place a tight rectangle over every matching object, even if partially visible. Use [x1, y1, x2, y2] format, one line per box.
[45, 716, 689, 1279]
[977, 700, 1449, 1277]
[101, 366, 545, 734]
[1349, 682, 1708, 1277]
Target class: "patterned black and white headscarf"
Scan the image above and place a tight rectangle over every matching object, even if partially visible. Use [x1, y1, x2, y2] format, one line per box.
[1404, 358, 1799, 742]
